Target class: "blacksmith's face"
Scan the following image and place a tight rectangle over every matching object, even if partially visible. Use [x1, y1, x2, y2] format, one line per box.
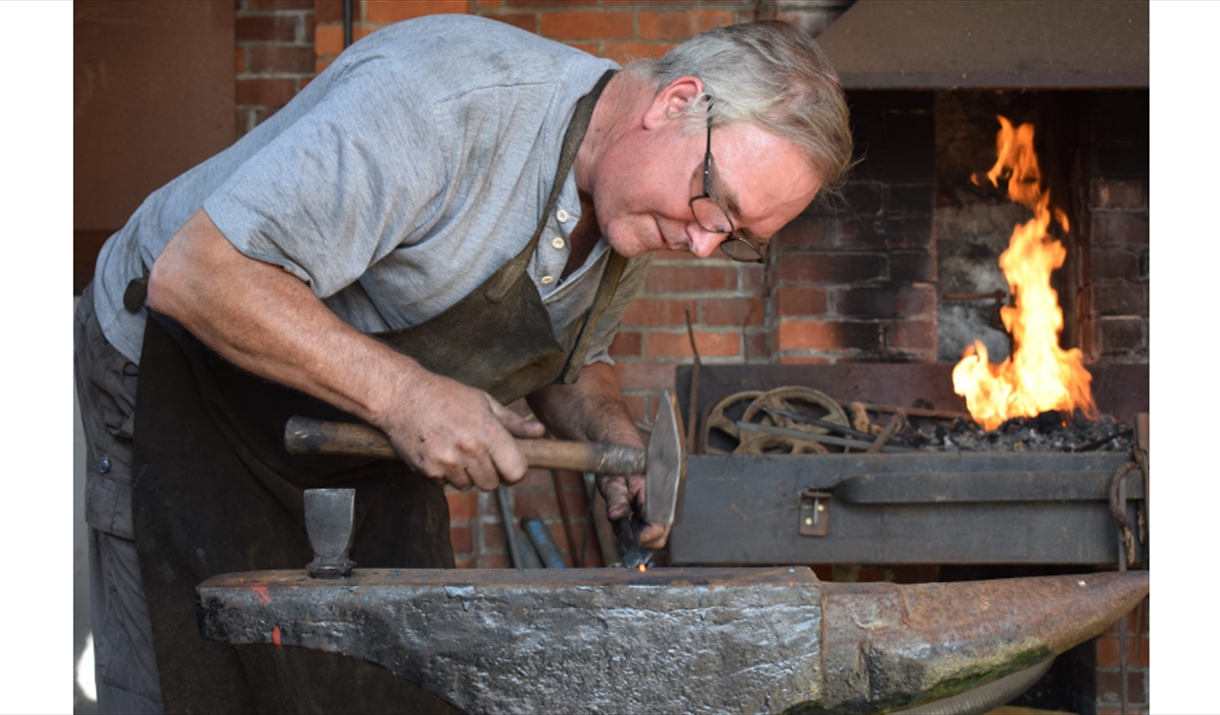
[591, 96, 821, 260]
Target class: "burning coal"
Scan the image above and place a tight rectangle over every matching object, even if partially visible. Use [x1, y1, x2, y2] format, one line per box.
[952, 116, 1098, 430]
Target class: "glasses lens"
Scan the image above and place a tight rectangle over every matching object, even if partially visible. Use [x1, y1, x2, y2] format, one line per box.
[719, 236, 764, 263]
[691, 197, 732, 234]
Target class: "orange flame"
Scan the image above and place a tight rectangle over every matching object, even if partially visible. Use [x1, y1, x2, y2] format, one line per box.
[637, 563, 647, 572]
[952, 116, 1097, 430]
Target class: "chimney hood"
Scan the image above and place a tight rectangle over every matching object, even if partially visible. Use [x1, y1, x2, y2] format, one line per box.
[816, 0, 1148, 90]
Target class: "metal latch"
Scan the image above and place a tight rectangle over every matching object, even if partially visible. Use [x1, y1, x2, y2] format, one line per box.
[798, 489, 831, 536]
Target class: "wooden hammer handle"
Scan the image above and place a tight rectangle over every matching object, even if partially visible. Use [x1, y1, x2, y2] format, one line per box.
[285, 416, 646, 476]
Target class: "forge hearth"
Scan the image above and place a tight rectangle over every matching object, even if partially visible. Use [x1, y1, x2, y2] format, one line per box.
[671, 362, 1148, 567]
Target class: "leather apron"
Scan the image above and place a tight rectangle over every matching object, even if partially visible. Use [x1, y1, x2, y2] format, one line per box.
[131, 70, 620, 714]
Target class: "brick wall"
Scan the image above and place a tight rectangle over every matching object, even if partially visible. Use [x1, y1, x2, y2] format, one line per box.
[1083, 91, 1150, 363]
[235, 0, 317, 136]
[771, 91, 938, 364]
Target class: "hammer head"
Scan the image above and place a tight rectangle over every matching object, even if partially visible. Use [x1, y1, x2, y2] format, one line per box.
[644, 391, 686, 529]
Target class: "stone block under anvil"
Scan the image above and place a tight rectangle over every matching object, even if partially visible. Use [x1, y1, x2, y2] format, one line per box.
[196, 567, 1147, 714]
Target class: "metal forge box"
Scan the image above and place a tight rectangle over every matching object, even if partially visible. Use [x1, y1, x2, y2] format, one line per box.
[668, 363, 1148, 567]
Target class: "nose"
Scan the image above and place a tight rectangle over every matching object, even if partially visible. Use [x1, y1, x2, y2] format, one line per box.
[685, 222, 726, 259]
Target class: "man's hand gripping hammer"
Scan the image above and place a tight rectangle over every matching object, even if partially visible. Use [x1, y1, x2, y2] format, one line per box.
[284, 391, 686, 564]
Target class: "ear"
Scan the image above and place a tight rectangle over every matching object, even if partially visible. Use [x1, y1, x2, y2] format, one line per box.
[641, 76, 704, 130]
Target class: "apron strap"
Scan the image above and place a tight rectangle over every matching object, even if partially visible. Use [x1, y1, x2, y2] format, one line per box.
[555, 250, 628, 385]
[486, 69, 617, 303]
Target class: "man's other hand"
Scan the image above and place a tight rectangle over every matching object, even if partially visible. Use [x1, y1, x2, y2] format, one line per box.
[600, 472, 671, 550]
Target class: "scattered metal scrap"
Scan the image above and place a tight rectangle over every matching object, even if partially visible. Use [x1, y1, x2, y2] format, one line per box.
[700, 386, 1134, 455]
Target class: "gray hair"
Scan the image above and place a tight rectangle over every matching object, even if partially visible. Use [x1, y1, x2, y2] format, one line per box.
[629, 20, 854, 190]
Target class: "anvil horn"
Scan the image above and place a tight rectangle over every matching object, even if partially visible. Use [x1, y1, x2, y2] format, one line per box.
[196, 568, 1147, 714]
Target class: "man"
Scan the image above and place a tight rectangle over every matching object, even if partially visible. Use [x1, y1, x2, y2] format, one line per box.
[75, 13, 851, 714]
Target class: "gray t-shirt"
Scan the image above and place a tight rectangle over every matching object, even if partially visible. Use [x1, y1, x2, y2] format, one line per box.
[93, 14, 652, 373]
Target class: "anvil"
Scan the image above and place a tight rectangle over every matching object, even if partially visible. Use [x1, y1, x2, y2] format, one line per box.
[197, 566, 1147, 714]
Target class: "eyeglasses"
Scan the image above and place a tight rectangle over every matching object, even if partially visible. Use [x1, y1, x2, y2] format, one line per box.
[688, 100, 765, 264]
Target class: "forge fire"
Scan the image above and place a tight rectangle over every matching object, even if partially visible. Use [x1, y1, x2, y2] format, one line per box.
[952, 116, 1099, 430]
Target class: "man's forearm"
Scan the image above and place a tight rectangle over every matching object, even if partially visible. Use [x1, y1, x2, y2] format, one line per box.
[147, 208, 420, 429]
[146, 208, 544, 490]
[526, 362, 643, 450]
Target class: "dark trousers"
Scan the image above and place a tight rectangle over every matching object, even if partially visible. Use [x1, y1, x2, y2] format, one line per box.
[75, 284, 164, 714]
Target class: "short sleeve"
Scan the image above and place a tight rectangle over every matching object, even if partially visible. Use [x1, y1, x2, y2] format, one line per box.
[203, 59, 449, 299]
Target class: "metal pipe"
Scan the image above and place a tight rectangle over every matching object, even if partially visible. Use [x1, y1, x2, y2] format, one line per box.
[495, 485, 522, 570]
[342, 0, 352, 49]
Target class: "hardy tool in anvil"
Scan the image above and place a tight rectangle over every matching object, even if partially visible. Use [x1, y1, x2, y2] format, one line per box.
[284, 390, 685, 565]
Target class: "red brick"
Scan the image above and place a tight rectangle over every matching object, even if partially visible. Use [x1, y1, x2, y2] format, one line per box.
[1095, 635, 1150, 667]
[644, 265, 736, 294]
[246, 45, 316, 73]
[613, 361, 677, 391]
[778, 252, 885, 284]
[455, 556, 477, 568]
[1094, 283, 1148, 316]
[776, 355, 831, 365]
[512, 490, 563, 520]
[740, 264, 765, 292]
[483, 520, 506, 550]
[485, 12, 537, 32]
[603, 42, 674, 63]
[608, 330, 642, 357]
[647, 330, 740, 359]
[476, 553, 509, 568]
[568, 42, 600, 56]
[449, 524, 474, 554]
[746, 331, 768, 359]
[1091, 248, 1141, 281]
[514, 468, 553, 489]
[619, 394, 646, 423]
[446, 489, 479, 522]
[1092, 212, 1149, 245]
[540, 11, 633, 40]
[316, 24, 345, 56]
[835, 285, 936, 319]
[1095, 669, 1147, 705]
[889, 250, 936, 283]
[366, 0, 468, 24]
[885, 319, 936, 351]
[560, 489, 589, 520]
[315, 58, 333, 75]
[1097, 317, 1145, 355]
[775, 215, 831, 250]
[702, 297, 764, 326]
[1091, 179, 1144, 210]
[776, 285, 829, 317]
[316, 0, 344, 24]
[248, 0, 314, 10]
[236, 15, 299, 42]
[474, 0, 501, 8]
[638, 10, 733, 40]
[235, 47, 247, 73]
[506, 0, 594, 7]
[777, 320, 881, 351]
[236, 78, 299, 106]
[620, 298, 698, 326]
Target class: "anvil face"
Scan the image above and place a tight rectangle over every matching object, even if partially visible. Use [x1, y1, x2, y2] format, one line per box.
[197, 567, 1147, 714]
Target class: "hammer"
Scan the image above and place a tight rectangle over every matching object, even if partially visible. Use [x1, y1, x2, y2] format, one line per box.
[284, 391, 686, 563]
